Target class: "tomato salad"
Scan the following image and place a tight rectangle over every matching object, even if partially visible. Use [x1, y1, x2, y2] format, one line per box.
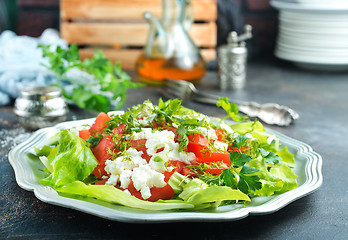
[36, 99, 297, 210]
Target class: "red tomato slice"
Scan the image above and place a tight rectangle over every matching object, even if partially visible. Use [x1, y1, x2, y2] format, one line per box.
[94, 178, 108, 185]
[167, 126, 178, 140]
[113, 123, 126, 135]
[79, 129, 91, 140]
[204, 161, 231, 175]
[188, 133, 209, 146]
[89, 112, 112, 136]
[147, 184, 175, 202]
[186, 133, 209, 157]
[164, 160, 185, 180]
[130, 139, 151, 162]
[196, 151, 230, 164]
[125, 179, 175, 202]
[228, 146, 250, 153]
[214, 128, 226, 141]
[186, 133, 230, 164]
[91, 136, 114, 178]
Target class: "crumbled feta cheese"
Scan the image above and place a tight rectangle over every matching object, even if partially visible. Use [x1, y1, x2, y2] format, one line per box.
[104, 148, 147, 184]
[126, 147, 144, 158]
[123, 189, 131, 195]
[119, 170, 132, 189]
[207, 128, 218, 140]
[105, 151, 146, 176]
[106, 174, 119, 186]
[168, 149, 195, 165]
[128, 128, 152, 140]
[214, 141, 228, 152]
[105, 128, 196, 200]
[145, 130, 175, 156]
[104, 147, 168, 199]
[132, 165, 166, 199]
[245, 133, 254, 139]
[194, 127, 217, 140]
[149, 156, 166, 173]
[143, 129, 195, 165]
[196, 127, 208, 136]
[220, 122, 234, 134]
[141, 187, 151, 200]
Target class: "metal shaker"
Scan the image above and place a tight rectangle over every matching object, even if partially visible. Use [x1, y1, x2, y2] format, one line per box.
[14, 86, 68, 131]
[218, 25, 252, 90]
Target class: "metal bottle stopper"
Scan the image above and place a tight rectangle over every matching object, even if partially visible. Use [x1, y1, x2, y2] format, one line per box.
[218, 25, 252, 90]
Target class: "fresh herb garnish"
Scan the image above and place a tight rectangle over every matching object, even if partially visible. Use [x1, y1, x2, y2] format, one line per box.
[260, 148, 282, 165]
[217, 97, 247, 122]
[38, 44, 143, 112]
[86, 133, 103, 147]
[220, 151, 262, 194]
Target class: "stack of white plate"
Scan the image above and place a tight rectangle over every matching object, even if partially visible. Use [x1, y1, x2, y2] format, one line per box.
[271, 0, 348, 70]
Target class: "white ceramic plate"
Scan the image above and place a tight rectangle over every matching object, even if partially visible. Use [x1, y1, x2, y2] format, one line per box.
[277, 32, 348, 47]
[276, 42, 348, 55]
[281, 11, 348, 22]
[271, 0, 348, 11]
[275, 47, 348, 64]
[8, 119, 323, 223]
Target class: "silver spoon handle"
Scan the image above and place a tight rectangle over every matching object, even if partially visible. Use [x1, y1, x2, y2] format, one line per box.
[237, 101, 299, 126]
[192, 91, 299, 126]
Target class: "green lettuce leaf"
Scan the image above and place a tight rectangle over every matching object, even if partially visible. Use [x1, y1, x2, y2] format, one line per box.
[217, 97, 246, 122]
[178, 179, 250, 207]
[247, 149, 297, 197]
[58, 181, 194, 210]
[230, 120, 265, 135]
[277, 146, 295, 168]
[38, 129, 98, 188]
[268, 164, 298, 194]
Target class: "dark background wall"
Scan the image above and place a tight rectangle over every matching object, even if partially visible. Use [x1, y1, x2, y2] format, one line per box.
[17, 0, 60, 37]
[2, 0, 279, 60]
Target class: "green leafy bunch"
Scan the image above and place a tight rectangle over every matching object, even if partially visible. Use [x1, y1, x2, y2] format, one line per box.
[216, 97, 247, 122]
[39, 44, 143, 112]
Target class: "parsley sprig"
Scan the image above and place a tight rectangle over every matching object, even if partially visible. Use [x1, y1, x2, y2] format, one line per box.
[39, 44, 143, 112]
[220, 151, 262, 194]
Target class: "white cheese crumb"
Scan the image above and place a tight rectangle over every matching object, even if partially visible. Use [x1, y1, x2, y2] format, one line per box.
[104, 128, 197, 200]
[128, 128, 152, 140]
[119, 170, 132, 189]
[132, 165, 166, 199]
[123, 189, 131, 195]
[220, 122, 234, 134]
[245, 133, 254, 139]
[213, 141, 228, 152]
[207, 128, 218, 140]
[106, 174, 119, 186]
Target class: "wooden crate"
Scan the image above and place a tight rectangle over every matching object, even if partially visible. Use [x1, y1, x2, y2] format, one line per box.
[60, 0, 217, 69]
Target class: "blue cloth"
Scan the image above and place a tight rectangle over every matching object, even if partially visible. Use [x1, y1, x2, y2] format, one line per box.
[0, 29, 68, 105]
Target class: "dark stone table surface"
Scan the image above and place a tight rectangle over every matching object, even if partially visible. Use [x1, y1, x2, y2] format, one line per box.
[1, 61, 347, 239]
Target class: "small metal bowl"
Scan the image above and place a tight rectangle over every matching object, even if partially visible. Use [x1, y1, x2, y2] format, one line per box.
[14, 86, 68, 131]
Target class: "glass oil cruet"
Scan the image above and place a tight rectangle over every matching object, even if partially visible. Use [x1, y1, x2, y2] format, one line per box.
[136, 0, 206, 84]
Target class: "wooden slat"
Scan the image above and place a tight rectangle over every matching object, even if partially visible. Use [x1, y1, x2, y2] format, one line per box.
[61, 21, 216, 47]
[60, 0, 217, 70]
[79, 48, 216, 69]
[61, 0, 217, 21]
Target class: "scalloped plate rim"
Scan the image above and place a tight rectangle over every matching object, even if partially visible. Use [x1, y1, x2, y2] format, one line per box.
[8, 118, 323, 223]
